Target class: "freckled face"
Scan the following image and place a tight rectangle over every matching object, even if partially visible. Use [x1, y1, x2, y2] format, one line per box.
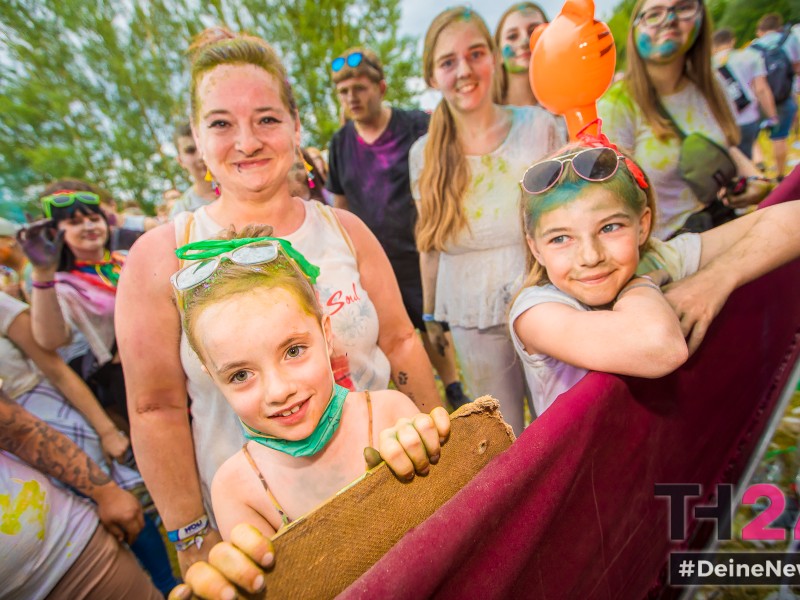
[634, 0, 702, 64]
[500, 9, 546, 73]
[429, 20, 496, 114]
[194, 64, 300, 198]
[196, 288, 334, 441]
[528, 188, 651, 307]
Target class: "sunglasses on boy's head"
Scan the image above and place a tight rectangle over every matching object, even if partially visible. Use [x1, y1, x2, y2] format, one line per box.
[331, 51, 383, 77]
[171, 237, 320, 293]
[520, 147, 648, 195]
[41, 191, 101, 219]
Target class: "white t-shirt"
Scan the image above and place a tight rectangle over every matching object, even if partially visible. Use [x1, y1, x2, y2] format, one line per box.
[599, 81, 729, 240]
[409, 105, 565, 328]
[0, 292, 41, 399]
[713, 47, 767, 126]
[0, 452, 98, 599]
[509, 234, 702, 417]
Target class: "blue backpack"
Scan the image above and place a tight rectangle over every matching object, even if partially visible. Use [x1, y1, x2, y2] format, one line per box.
[752, 29, 795, 105]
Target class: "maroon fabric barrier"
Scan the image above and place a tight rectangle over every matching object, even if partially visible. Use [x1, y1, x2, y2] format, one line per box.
[761, 165, 799, 208]
[341, 252, 800, 596]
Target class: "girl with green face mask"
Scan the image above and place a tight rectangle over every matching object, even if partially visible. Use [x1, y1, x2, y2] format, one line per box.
[175, 225, 450, 541]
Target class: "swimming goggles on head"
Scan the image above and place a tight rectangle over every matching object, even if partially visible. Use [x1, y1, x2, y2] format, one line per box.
[520, 147, 648, 195]
[331, 51, 383, 77]
[41, 191, 101, 219]
[171, 237, 320, 292]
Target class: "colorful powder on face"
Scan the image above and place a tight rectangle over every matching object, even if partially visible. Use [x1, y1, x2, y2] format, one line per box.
[503, 46, 528, 74]
[634, 12, 702, 64]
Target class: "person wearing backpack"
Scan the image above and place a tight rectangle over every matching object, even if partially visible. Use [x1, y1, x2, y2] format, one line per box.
[753, 13, 800, 179]
[712, 28, 779, 159]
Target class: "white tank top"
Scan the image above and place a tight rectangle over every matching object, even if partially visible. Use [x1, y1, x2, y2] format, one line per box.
[173, 201, 390, 519]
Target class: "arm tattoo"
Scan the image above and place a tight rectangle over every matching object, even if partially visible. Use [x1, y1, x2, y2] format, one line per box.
[0, 391, 111, 494]
[397, 371, 409, 386]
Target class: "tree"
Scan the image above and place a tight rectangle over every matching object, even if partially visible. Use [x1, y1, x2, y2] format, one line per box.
[0, 0, 416, 211]
[232, 0, 418, 147]
[715, 0, 800, 46]
[0, 0, 201, 210]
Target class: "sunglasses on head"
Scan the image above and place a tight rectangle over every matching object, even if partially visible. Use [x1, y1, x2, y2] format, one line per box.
[41, 191, 101, 219]
[520, 147, 648, 195]
[171, 237, 320, 293]
[331, 51, 382, 75]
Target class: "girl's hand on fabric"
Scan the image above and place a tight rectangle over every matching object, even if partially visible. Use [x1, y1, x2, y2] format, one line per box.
[16, 219, 63, 275]
[100, 428, 131, 463]
[93, 483, 145, 545]
[377, 407, 451, 481]
[423, 320, 448, 357]
[724, 178, 773, 209]
[168, 524, 274, 600]
[663, 271, 733, 356]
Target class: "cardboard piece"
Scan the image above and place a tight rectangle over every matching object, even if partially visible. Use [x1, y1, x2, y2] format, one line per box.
[254, 396, 514, 599]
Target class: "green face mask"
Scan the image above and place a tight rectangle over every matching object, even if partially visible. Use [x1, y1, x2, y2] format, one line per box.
[240, 384, 349, 457]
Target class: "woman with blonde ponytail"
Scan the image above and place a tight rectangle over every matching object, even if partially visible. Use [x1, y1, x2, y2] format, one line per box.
[411, 6, 565, 435]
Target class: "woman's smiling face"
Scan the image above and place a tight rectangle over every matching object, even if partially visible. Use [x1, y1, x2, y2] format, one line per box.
[429, 20, 497, 114]
[194, 64, 300, 198]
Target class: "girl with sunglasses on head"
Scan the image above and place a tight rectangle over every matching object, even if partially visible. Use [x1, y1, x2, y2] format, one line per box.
[116, 26, 441, 575]
[171, 225, 449, 542]
[598, 0, 770, 241]
[492, 2, 548, 107]
[412, 6, 565, 435]
[511, 135, 800, 416]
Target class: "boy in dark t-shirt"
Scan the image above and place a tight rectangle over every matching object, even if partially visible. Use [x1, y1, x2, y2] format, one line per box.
[327, 47, 468, 409]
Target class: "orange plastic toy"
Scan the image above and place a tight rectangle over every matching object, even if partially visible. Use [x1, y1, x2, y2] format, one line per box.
[529, 0, 616, 140]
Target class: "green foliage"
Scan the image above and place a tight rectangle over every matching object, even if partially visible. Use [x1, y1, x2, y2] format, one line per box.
[715, 0, 800, 46]
[0, 0, 416, 208]
[606, 0, 637, 70]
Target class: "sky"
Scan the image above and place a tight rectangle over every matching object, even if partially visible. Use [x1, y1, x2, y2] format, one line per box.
[399, 0, 620, 40]
[398, 0, 622, 108]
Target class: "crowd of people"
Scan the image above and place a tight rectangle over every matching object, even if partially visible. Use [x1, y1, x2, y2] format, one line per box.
[0, 1, 799, 598]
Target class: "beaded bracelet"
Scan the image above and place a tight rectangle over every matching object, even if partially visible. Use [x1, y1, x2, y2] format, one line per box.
[173, 528, 209, 552]
[32, 280, 56, 290]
